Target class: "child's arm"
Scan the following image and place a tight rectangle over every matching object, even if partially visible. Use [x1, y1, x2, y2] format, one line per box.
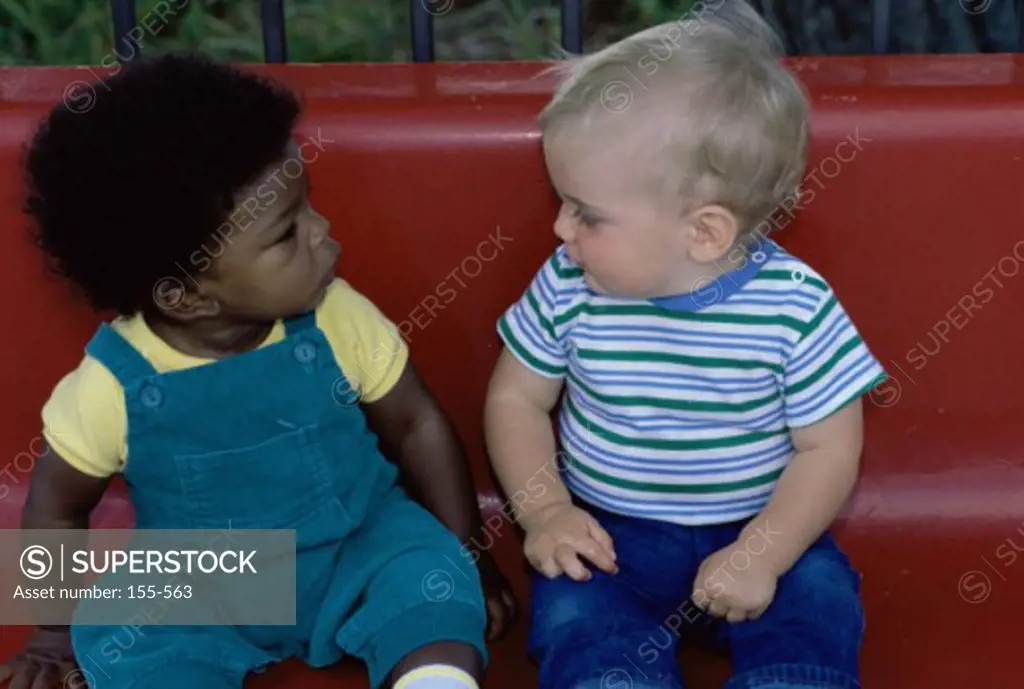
[484, 349, 618, 581]
[692, 282, 884, 623]
[362, 364, 517, 639]
[363, 364, 485, 544]
[484, 349, 571, 524]
[738, 399, 863, 577]
[0, 443, 109, 688]
[22, 443, 110, 625]
[692, 402, 863, 622]
[23, 443, 110, 532]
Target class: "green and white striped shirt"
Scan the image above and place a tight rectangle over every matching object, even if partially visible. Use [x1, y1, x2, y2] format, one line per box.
[497, 240, 886, 526]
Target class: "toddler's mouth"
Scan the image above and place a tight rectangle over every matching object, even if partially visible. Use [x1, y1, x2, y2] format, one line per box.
[321, 242, 341, 282]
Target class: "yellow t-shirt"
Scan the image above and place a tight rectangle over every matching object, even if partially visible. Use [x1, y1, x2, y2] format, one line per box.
[41, 278, 408, 478]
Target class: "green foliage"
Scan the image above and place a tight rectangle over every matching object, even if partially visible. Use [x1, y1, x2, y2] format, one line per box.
[0, 0, 699, 66]
[630, 0, 700, 25]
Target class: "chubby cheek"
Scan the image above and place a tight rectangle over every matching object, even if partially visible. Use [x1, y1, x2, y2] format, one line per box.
[280, 255, 320, 300]
[603, 241, 666, 295]
[587, 232, 631, 273]
[247, 254, 311, 304]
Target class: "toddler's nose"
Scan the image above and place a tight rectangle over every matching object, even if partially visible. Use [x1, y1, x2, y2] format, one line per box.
[308, 208, 330, 245]
[554, 206, 575, 244]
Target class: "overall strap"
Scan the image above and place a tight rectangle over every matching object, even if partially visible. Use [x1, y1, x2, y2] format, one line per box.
[283, 311, 317, 336]
[85, 323, 159, 388]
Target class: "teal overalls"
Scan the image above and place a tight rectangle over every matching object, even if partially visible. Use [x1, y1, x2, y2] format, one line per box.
[69, 311, 487, 689]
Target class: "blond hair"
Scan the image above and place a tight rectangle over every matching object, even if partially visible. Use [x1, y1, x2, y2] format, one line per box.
[538, 0, 809, 235]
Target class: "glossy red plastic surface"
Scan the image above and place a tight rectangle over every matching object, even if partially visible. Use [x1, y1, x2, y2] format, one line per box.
[3, 54, 1024, 687]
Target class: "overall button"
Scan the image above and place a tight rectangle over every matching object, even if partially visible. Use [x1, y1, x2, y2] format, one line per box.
[293, 341, 316, 364]
[140, 385, 163, 408]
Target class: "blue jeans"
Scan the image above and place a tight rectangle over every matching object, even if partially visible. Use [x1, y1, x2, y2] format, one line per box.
[528, 502, 864, 689]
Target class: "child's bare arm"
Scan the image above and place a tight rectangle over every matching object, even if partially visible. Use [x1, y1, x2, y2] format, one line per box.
[484, 349, 617, 580]
[737, 399, 864, 577]
[23, 442, 111, 630]
[0, 443, 109, 688]
[24, 442, 110, 531]
[363, 365, 485, 545]
[361, 364, 518, 639]
[692, 401, 864, 622]
[483, 348, 570, 525]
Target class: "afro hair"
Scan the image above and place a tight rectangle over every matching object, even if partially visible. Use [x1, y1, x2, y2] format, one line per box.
[22, 51, 303, 315]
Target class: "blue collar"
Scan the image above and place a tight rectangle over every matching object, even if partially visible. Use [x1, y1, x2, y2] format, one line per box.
[649, 241, 776, 312]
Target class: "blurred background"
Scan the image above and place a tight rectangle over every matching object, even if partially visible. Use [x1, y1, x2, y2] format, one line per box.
[0, 0, 1019, 66]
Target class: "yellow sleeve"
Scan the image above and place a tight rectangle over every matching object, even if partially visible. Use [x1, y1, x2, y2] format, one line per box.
[316, 279, 410, 404]
[40, 355, 127, 477]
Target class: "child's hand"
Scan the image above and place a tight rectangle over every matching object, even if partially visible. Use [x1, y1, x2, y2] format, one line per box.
[521, 503, 618, 581]
[474, 550, 519, 641]
[0, 627, 79, 688]
[692, 542, 778, 623]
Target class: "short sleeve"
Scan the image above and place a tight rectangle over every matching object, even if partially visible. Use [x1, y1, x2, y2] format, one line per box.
[783, 290, 887, 428]
[497, 254, 570, 378]
[316, 279, 409, 404]
[41, 357, 127, 477]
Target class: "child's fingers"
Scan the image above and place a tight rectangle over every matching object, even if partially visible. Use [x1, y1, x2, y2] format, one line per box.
[527, 547, 564, 579]
[485, 596, 510, 641]
[748, 601, 771, 620]
[725, 607, 749, 624]
[706, 598, 730, 618]
[9, 664, 36, 689]
[585, 518, 617, 562]
[571, 534, 618, 575]
[536, 556, 564, 579]
[29, 664, 55, 689]
[553, 543, 591, 581]
[501, 589, 520, 626]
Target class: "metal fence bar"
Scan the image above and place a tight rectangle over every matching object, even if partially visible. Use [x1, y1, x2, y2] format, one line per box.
[871, 0, 891, 54]
[411, 0, 435, 62]
[111, 0, 137, 62]
[1018, 0, 1023, 52]
[561, 0, 583, 54]
[260, 0, 288, 63]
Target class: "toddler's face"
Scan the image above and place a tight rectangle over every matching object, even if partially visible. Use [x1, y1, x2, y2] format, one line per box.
[542, 121, 710, 300]
[198, 140, 340, 320]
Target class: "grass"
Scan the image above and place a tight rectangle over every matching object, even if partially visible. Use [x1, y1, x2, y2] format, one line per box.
[0, 0, 699, 66]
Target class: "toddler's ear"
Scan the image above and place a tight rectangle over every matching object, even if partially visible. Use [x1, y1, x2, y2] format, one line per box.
[151, 278, 221, 321]
[687, 204, 740, 263]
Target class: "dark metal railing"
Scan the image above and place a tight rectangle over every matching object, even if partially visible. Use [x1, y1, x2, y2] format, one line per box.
[111, 0, 137, 63]
[260, 0, 288, 63]
[108, 0, 1024, 65]
[870, 0, 890, 55]
[1018, 0, 1024, 52]
[560, 0, 583, 55]
[411, 2, 435, 63]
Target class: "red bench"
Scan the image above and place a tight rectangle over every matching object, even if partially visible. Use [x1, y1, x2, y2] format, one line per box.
[2, 53, 1023, 688]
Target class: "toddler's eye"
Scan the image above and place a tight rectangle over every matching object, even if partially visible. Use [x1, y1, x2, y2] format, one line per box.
[278, 221, 298, 243]
[573, 207, 600, 227]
